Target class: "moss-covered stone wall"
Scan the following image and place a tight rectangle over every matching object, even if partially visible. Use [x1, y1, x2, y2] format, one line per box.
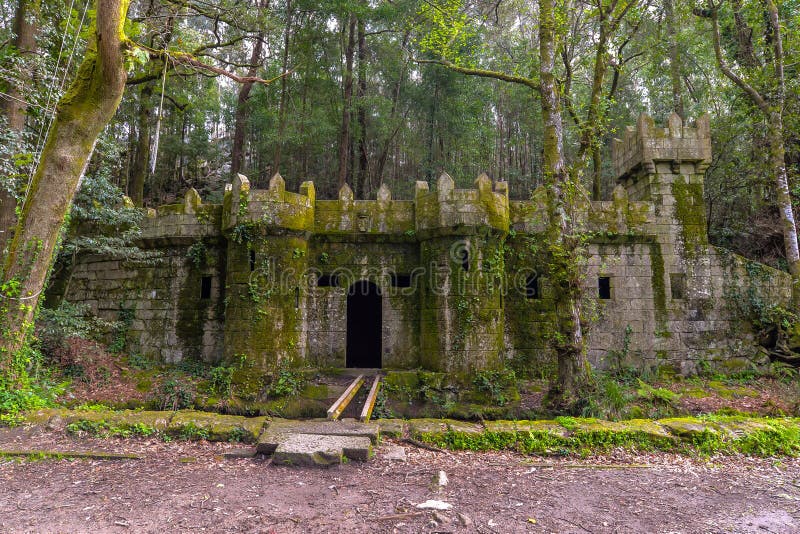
[48, 114, 794, 380]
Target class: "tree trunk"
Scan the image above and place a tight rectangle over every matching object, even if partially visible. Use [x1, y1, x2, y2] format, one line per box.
[768, 113, 800, 300]
[356, 18, 369, 197]
[374, 32, 410, 183]
[585, 22, 609, 200]
[128, 82, 152, 205]
[0, 0, 39, 254]
[272, 0, 291, 175]
[232, 34, 265, 178]
[664, 0, 685, 119]
[539, 0, 591, 411]
[0, 0, 129, 380]
[337, 14, 356, 189]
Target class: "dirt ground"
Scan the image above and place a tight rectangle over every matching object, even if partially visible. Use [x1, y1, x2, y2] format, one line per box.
[1, 428, 800, 533]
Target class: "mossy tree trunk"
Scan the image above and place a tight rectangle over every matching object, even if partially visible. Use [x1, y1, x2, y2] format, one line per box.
[0, 0, 40, 254]
[0, 0, 130, 381]
[539, 0, 593, 412]
[128, 82, 153, 206]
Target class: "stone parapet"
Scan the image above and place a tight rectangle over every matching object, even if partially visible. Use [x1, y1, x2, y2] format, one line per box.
[415, 173, 509, 238]
[314, 183, 415, 235]
[612, 113, 711, 181]
[223, 173, 315, 234]
[139, 188, 222, 245]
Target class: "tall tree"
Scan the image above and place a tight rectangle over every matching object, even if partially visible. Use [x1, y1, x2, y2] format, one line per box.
[337, 14, 357, 190]
[415, 0, 601, 408]
[232, 33, 265, 178]
[272, 0, 291, 175]
[539, 0, 592, 410]
[697, 0, 800, 305]
[0, 0, 39, 253]
[0, 0, 130, 380]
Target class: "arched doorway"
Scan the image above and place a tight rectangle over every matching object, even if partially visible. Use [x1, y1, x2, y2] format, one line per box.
[346, 280, 382, 368]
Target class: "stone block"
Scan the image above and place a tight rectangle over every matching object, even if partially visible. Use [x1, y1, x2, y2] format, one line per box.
[257, 419, 379, 454]
[272, 433, 372, 466]
[167, 411, 267, 442]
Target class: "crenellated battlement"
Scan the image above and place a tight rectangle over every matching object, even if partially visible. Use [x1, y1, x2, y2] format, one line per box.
[222, 173, 315, 234]
[138, 188, 222, 245]
[612, 113, 711, 181]
[414, 172, 509, 238]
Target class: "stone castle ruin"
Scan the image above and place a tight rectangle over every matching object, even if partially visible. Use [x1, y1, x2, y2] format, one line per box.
[50, 114, 792, 378]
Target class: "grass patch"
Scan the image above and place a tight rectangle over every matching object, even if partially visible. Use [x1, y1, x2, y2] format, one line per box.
[417, 417, 800, 457]
[66, 419, 157, 438]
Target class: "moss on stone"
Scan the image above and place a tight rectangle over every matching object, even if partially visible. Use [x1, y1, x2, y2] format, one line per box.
[671, 176, 707, 258]
[649, 241, 667, 330]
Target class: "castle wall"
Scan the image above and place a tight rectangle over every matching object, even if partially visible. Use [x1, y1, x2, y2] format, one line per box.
[47, 113, 796, 378]
[57, 193, 226, 363]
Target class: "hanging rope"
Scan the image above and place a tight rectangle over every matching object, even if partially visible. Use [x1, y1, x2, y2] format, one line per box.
[24, 0, 88, 202]
[150, 57, 169, 176]
[58, 0, 91, 93]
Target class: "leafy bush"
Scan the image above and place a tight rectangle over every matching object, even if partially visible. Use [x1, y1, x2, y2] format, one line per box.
[108, 308, 134, 353]
[127, 353, 154, 370]
[158, 377, 195, 410]
[187, 241, 207, 269]
[473, 369, 517, 406]
[636, 379, 681, 406]
[37, 301, 115, 359]
[267, 366, 305, 398]
[210, 365, 234, 397]
[177, 422, 210, 440]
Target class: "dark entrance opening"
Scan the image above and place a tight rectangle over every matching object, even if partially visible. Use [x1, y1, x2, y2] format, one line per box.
[346, 280, 382, 368]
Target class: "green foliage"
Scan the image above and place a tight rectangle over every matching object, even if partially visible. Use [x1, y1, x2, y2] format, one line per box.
[127, 352, 154, 370]
[209, 365, 234, 397]
[109, 308, 134, 354]
[472, 369, 516, 406]
[636, 380, 681, 406]
[59, 170, 159, 266]
[187, 241, 207, 269]
[158, 377, 195, 410]
[66, 419, 157, 438]
[768, 361, 799, 384]
[0, 387, 49, 426]
[371, 387, 393, 419]
[176, 422, 210, 441]
[37, 301, 115, 359]
[267, 365, 306, 398]
[420, 418, 800, 457]
[228, 427, 249, 443]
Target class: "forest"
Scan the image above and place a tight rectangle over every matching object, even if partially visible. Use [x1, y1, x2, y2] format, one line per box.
[0, 0, 798, 413]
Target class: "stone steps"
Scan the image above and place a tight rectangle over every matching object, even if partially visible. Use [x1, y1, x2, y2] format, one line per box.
[257, 418, 378, 466]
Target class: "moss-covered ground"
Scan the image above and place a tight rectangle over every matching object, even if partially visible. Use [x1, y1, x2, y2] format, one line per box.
[15, 407, 800, 458]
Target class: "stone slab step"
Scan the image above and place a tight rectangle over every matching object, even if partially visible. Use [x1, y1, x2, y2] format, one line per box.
[257, 419, 379, 454]
[272, 433, 372, 466]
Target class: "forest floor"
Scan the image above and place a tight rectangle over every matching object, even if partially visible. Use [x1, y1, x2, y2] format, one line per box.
[1, 426, 800, 533]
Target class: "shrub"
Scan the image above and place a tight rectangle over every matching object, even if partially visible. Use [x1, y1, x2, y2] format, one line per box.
[158, 377, 195, 410]
[267, 366, 305, 398]
[210, 365, 234, 397]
